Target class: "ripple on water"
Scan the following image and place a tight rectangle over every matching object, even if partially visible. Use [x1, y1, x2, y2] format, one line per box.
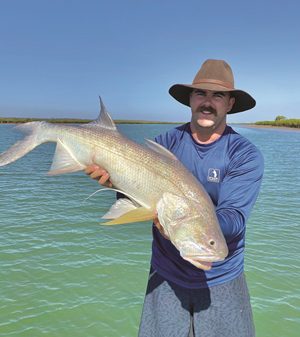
[1, 125, 300, 337]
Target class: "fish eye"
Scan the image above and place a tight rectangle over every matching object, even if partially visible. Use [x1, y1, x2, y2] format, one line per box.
[209, 240, 215, 246]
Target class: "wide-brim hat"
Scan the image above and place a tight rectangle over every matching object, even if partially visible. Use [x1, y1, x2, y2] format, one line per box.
[169, 59, 256, 114]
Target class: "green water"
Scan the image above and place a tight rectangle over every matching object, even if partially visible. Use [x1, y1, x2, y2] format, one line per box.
[0, 124, 299, 337]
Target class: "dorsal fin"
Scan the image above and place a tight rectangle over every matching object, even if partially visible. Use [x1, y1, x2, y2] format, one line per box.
[145, 139, 178, 161]
[88, 96, 117, 130]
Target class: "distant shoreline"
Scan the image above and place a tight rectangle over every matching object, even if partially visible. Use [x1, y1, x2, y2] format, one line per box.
[1, 118, 299, 131]
[234, 123, 300, 131]
[0, 117, 181, 125]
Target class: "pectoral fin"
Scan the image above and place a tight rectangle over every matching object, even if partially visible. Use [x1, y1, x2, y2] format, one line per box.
[48, 139, 84, 175]
[101, 207, 155, 225]
[102, 198, 139, 219]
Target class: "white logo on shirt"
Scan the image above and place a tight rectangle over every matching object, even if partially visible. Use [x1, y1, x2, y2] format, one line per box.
[207, 168, 220, 183]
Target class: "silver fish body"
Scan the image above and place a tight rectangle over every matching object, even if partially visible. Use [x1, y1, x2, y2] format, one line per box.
[0, 99, 228, 269]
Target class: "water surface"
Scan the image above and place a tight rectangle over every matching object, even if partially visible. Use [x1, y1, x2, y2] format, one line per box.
[0, 124, 299, 337]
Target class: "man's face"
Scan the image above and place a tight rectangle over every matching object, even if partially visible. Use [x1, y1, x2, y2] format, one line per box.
[189, 89, 235, 132]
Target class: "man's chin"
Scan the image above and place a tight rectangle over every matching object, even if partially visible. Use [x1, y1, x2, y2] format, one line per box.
[197, 120, 215, 128]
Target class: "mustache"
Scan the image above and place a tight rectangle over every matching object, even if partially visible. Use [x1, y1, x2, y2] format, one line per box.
[196, 106, 217, 115]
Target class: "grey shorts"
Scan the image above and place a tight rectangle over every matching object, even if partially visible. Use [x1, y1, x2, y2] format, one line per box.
[138, 269, 255, 337]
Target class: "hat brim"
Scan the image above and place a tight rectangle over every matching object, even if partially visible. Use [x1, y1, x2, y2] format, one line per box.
[169, 83, 256, 114]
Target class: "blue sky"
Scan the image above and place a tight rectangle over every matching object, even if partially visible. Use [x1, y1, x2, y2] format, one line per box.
[0, 0, 299, 123]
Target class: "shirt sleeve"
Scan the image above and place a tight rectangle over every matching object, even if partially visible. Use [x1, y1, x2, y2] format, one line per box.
[216, 145, 264, 242]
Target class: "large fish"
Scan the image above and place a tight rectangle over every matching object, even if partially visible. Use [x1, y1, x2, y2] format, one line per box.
[0, 99, 228, 270]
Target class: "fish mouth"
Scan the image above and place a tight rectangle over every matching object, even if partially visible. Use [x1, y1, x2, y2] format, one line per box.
[182, 254, 226, 270]
[178, 241, 228, 270]
[182, 257, 213, 270]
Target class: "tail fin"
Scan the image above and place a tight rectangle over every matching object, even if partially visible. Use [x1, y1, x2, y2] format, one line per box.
[0, 122, 47, 167]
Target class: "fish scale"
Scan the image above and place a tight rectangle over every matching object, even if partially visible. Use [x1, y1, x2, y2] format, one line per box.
[0, 98, 228, 270]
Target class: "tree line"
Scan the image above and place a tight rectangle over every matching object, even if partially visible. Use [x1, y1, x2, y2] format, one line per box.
[255, 116, 300, 128]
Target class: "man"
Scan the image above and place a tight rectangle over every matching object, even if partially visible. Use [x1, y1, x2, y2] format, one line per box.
[86, 59, 264, 337]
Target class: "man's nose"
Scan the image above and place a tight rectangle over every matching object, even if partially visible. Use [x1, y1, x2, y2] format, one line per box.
[201, 96, 213, 106]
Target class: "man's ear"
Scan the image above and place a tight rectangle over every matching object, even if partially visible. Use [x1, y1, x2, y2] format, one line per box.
[228, 96, 235, 112]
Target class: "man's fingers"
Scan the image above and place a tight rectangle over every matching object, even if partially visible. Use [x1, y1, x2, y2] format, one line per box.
[99, 173, 113, 187]
[85, 165, 113, 187]
[85, 164, 100, 175]
[90, 169, 106, 179]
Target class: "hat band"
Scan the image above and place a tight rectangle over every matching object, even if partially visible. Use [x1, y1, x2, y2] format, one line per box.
[193, 78, 234, 89]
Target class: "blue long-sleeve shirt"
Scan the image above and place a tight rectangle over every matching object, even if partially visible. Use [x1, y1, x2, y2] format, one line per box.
[151, 123, 264, 288]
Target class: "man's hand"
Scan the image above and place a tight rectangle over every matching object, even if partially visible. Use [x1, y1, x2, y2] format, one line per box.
[85, 164, 113, 187]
